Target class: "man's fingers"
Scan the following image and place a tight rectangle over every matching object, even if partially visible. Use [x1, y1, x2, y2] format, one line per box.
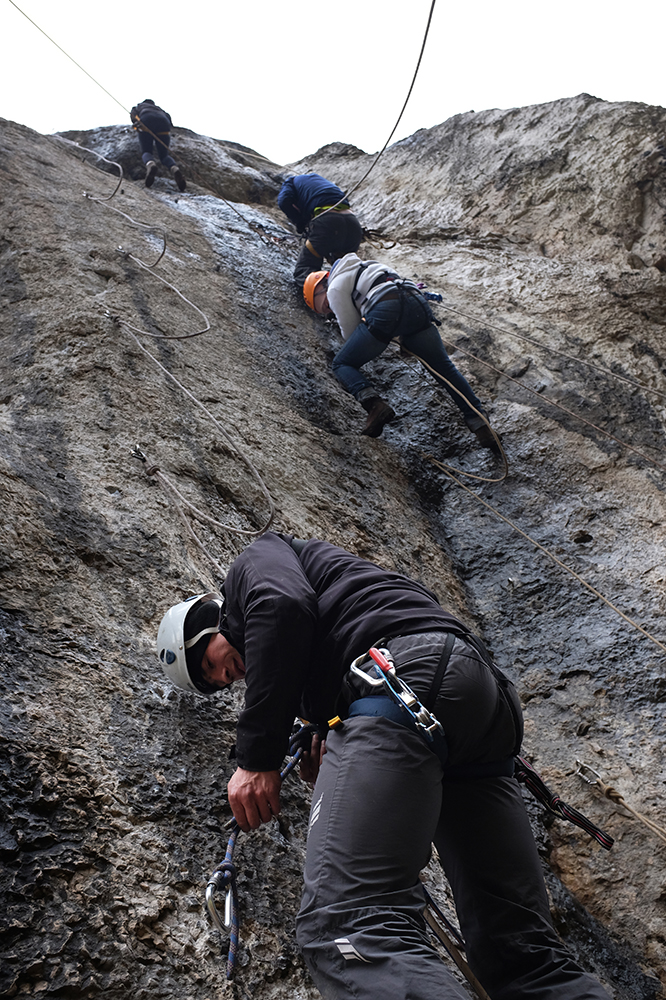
[227, 768, 281, 831]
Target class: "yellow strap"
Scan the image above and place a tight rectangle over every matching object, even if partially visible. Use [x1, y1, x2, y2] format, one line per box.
[313, 204, 350, 216]
[305, 240, 323, 258]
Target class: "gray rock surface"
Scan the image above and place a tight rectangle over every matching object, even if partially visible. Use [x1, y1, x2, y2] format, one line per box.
[1, 95, 665, 998]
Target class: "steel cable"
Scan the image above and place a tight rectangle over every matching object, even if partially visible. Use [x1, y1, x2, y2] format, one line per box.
[424, 454, 666, 655]
[438, 300, 666, 402]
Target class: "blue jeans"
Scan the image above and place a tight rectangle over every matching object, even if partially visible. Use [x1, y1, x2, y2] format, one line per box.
[331, 291, 487, 429]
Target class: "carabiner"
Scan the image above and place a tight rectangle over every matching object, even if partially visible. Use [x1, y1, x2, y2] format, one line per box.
[574, 760, 601, 785]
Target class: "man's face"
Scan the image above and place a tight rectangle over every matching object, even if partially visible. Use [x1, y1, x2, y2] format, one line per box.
[201, 633, 246, 690]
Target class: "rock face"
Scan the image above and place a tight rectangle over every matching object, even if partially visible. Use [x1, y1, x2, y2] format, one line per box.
[1, 94, 665, 999]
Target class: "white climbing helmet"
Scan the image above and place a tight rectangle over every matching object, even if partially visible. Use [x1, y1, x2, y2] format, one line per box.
[156, 592, 223, 693]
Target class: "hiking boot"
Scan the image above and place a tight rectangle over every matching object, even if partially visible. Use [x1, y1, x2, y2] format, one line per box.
[360, 397, 395, 438]
[474, 424, 502, 456]
[171, 165, 186, 192]
[144, 160, 157, 187]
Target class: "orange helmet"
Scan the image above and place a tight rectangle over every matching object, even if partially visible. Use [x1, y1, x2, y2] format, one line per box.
[303, 270, 330, 312]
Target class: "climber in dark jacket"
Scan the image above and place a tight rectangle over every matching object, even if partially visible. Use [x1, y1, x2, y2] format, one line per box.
[157, 532, 611, 1000]
[130, 99, 186, 191]
[278, 173, 363, 287]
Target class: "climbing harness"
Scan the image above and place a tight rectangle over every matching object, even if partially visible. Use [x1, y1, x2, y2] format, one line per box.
[348, 645, 448, 764]
[205, 731, 308, 979]
[575, 761, 666, 847]
[514, 756, 614, 849]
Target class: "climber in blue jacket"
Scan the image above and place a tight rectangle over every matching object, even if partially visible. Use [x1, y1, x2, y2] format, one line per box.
[278, 173, 364, 287]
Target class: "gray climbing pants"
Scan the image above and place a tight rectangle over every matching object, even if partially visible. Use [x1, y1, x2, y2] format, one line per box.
[295, 716, 612, 1000]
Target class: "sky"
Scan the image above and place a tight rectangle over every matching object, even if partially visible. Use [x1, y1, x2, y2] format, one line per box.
[2, 0, 665, 166]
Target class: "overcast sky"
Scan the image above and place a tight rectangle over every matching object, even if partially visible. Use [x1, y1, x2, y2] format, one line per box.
[2, 0, 665, 165]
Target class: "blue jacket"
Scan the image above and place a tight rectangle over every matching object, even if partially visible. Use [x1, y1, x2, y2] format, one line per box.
[277, 173, 348, 232]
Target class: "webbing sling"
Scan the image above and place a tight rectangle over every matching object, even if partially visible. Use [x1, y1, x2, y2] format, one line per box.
[424, 631, 456, 710]
[514, 756, 614, 850]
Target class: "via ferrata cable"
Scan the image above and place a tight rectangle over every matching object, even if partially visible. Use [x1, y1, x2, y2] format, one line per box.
[424, 454, 666, 656]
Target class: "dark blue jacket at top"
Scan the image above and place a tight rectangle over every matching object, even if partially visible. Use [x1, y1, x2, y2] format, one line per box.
[277, 174, 347, 232]
[222, 532, 469, 771]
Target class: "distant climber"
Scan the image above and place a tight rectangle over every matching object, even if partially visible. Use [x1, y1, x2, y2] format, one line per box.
[304, 254, 499, 448]
[157, 531, 613, 1000]
[130, 99, 186, 192]
[278, 173, 363, 287]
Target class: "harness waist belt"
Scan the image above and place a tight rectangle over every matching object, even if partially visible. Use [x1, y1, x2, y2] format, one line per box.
[348, 695, 515, 780]
[312, 204, 351, 216]
[349, 695, 448, 767]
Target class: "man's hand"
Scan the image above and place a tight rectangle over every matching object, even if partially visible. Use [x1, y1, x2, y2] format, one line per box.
[298, 733, 326, 787]
[227, 768, 281, 832]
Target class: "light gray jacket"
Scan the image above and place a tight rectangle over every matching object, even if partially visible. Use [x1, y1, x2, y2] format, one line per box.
[326, 253, 399, 339]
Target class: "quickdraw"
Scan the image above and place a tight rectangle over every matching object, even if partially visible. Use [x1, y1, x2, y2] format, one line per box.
[515, 756, 614, 850]
[349, 645, 445, 744]
[205, 727, 315, 979]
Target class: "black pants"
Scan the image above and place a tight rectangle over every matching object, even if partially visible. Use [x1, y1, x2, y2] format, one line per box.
[137, 112, 176, 169]
[296, 634, 611, 1000]
[293, 211, 363, 286]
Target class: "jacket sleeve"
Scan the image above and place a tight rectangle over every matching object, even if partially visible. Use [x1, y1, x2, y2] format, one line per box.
[226, 534, 319, 771]
[277, 179, 306, 231]
[327, 268, 363, 340]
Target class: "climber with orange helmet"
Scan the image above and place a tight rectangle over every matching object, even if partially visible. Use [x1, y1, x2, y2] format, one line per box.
[278, 173, 363, 287]
[305, 254, 500, 448]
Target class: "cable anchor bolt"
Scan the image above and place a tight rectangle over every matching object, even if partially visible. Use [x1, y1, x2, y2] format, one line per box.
[574, 760, 601, 785]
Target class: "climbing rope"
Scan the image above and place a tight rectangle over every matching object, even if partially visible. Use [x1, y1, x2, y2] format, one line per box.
[206, 736, 306, 978]
[575, 761, 666, 847]
[52, 139, 276, 552]
[50, 134, 124, 201]
[17, 0, 293, 252]
[440, 333, 666, 477]
[113, 252, 210, 338]
[125, 332, 276, 539]
[52, 122, 279, 573]
[394, 342, 509, 483]
[315, 0, 437, 220]
[424, 454, 666, 656]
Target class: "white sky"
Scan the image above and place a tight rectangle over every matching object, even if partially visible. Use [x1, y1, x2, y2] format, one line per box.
[2, 0, 665, 166]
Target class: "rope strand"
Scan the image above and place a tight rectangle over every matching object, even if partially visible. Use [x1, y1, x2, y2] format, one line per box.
[424, 455, 666, 655]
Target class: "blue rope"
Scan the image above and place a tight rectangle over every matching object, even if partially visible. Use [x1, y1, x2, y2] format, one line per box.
[207, 740, 305, 976]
